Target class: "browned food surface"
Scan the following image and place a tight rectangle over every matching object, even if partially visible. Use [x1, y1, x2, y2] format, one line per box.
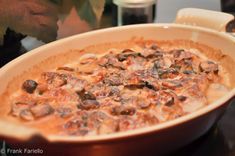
[9, 42, 229, 136]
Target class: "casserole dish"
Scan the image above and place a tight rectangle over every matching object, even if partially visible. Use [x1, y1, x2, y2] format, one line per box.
[0, 8, 235, 155]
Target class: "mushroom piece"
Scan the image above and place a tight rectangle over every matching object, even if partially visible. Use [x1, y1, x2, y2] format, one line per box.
[162, 80, 183, 90]
[172, 49, 192, 60]
[135, 97, 151, 109]
[103, 72, 123, 86]
[56, 107, 73, 118]
[117, 50, 141, 62]
[177, 95, 187, 102]
[11, 100, 36, 117]
[22, 80, 38, 94]
[164, 97, 175, 107]
[66, 77, 86, 92]
[158, 91, 175, 107]
[157, 68, 179, 79]
[136, 112, 159, 125]
[141, 48, 163, 58]
[63, 118, 86, 135]
[99, 54, 125, 70]
[76, 89, 100, 110]
[124, 72, 158, 91]
[30, 104, 54, 118]
[150, 44, 159, 50]
[88, 111, 111, 129]
[19, 109, 34, 121]
[183, 70, 195, 75]
[118, 116, 137, 131]
[126, 81, 157, 90]
[57, 66, 75, 72]
[111, 105, 136, 116]
[79, 53, 97, 65]
[76, 89, 96, 101]
[77, 100, 100, 110]
[199, 61, 219, 74]
[41, 72, 67, 87]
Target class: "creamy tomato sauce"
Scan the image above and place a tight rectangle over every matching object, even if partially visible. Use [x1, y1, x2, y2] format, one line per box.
[8, 41, 230, 136]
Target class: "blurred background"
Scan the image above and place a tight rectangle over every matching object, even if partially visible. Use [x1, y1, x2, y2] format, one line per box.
[0, 0, 235, 67]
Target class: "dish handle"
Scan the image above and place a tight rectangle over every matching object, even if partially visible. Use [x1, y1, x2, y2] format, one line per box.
[175, 8, 235, 34]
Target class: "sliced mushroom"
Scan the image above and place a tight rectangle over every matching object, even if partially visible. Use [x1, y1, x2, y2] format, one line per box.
[162, 80, 182, 90]
[76, 89, 96, 101]
[171, 49, 184, 57]
[178, 95, 187, 102]
[99, 54, 125, 70]
[183, 70, 195, 75]
[79, 53, 97, 65]
[19, 109, 34, 121]
[172, 49, 192, 60]
[157, 68, 179, 79]
[164, 97, 174, 107]
[122, 49, 135, 53]
[152, 59, 162, 68]
[136, 112, 159, 125]
[88, 111, 110, 129]
[64, 118, 82, 129]
[113, 63, 126, 70]
[88, 83, 110, 98]
[136, 97, 151, 109]
[41, 72, 67, 87]
[150, 44, 159, 50]
[63, 118, 86, 135]
[199, 61, 219, 74]
[111, 105, 136, 116]
[117, 51, 141, 62]
[173, 57, 194, 73]
[163, 57, 173, 68]
[125, 74, 158, 91]
[56, 107, 73, 118]
[66, 77, 86, 92]
[98, 56, 109, 67]
[11, 100, 36, 117]
[76, 88, 100, 110]
[141, 48, 163, 58]
[103, 73, 123, 86]
[77, 100, 100, 110]
[118, 116, 137, 131]
[158, 91, 175, 107]
[57, 66, 75, 72]
[30, 104, 54, 118]
[109, 86, 121, 97]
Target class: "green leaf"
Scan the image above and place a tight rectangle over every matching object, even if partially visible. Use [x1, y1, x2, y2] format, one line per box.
[73, 0, 105, 27]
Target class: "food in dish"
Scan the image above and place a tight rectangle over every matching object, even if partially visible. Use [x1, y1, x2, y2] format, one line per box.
[6, 40, 230, 136]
